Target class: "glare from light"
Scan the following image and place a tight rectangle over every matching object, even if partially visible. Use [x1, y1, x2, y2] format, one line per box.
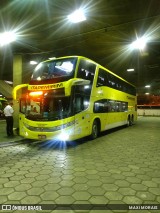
[35, 63, 42, 71]
[30, 61, 38, 65]
[145, 85, 150, 88]
[127, 68, 135, 72]
[97, 90, 103, 94]
[37, 77, 41, 81]
[29, 91, 43, 96]
[0, 31, 17, 46]
[84, 85, 90, 89]
[130, 37, 147, 50]
[145, 93, 150, 95]
[58, 131, 69, 141]
[84, 101, 89, 107]
[108, 29, 152, 68]
[40, 139, 68, 150]
[68, 9, 86, 23]
[24, 131, 28, 137]
[55, 61, 73, 72]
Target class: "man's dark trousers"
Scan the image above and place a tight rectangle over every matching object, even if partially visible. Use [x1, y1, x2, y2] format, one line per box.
[6, 116, 13, 136]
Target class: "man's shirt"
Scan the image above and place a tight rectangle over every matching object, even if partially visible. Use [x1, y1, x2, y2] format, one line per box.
[4, 105, 14, 117]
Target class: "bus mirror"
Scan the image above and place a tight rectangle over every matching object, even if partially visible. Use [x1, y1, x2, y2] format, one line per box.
[13, 84, 28, 100]
[65, 79, 90, 96]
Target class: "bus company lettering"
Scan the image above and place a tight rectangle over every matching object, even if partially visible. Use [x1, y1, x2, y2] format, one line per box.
[29, 83, 63, 90]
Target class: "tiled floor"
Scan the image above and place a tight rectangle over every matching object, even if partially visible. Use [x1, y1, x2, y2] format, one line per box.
[0, 117, 160, 213]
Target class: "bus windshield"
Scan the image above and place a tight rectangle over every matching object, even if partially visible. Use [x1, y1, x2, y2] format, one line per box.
[31, 57, 77, 81]
[21, 92, 71, 121]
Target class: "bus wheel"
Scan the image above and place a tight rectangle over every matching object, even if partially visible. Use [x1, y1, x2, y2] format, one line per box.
[127, 116, 131, 127]
[90, 120, 99, 140]
[130, 115, 134, 125]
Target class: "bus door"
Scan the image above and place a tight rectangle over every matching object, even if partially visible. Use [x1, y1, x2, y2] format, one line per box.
[72, 85, 91, 138]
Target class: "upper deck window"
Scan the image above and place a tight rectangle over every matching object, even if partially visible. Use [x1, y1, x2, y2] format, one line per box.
[77, 59, 96, 85]
[31, 58, 77, 81]
[97, 68, 136, 96]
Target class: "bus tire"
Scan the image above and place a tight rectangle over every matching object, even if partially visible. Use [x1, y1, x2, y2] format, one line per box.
[126, 116, 131, 127]
[90, 120, 99, 140]
[129, 115, 134, 126]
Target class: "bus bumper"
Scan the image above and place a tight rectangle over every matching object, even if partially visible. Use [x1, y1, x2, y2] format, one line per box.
[19, 125, 77, 141]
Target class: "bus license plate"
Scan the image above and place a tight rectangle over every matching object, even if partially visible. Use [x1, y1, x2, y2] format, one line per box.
[38, 135, 46, 139]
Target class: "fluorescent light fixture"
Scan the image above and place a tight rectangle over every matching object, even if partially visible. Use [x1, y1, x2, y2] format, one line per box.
[49, 57, 56, 60]
[145, 85, 150, 88]
[68, 9, 86, 23]
[5, 80, 13, 84]
[0, 31, 17, 46]
[30, 61, 38, 65]
[127, 68, 135, 72]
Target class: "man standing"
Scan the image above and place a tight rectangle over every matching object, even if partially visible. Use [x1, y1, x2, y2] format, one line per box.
[3, 102, 14, 136]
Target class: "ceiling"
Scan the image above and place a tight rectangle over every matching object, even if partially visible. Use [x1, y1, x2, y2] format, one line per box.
[0, 0, 160, 97]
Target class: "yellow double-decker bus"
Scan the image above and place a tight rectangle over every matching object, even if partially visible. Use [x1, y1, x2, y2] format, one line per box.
[13, 56, 137, 141]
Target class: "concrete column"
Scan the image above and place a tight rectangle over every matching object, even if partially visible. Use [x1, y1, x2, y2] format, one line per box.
[13, 54, 23, 128]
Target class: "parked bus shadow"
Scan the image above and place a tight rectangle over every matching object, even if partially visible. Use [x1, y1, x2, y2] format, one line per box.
[23, 125, 129, 151]
[99, 125, 127, 138]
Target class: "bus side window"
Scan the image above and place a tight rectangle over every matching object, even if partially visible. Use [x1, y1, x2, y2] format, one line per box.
[73, 85, 91, 114]
[108, 100, 115, 112]
[97, 68, 109, 87]
[122, 102, 128, 112]
[94, 99, 106, 113]
[77, 68, 86, 79]
[74, 96, 84, 113]
[115, 101, 122, 112]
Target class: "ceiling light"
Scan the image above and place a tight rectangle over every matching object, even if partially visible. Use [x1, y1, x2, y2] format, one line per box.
[145, 85, 150, 88]
[30, 61, 38, 65]
[68, 9, 86, 23]
[5, 80, 13, 84]
[0, 31, 17, 46]
[127, 68, 135, 72]
[130, 37, 147, 50]
[145, 93, 150, 95]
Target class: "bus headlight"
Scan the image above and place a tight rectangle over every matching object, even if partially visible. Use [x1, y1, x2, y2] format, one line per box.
[57, 131, 69, 141]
